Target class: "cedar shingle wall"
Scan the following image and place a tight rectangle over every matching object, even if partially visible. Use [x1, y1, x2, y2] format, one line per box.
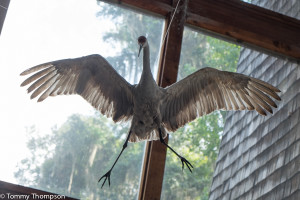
[209, 1, 300, 199]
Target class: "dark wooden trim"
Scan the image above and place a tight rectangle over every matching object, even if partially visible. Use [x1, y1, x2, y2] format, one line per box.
[100, 0, 172, 16]
[0, 0, 10, 35]
[102, 0, 300, 61]
[138, 0, 188, 199]
[0, 180, 79, 200]
[186, 0, 300, 61]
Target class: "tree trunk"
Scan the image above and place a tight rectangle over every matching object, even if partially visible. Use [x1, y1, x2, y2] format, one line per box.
[67, 158, 75, 194]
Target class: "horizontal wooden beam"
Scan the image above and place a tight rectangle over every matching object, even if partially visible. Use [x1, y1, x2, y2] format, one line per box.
[0, 180, 78, 200]
[100, 0, 172, 16]
[187, 0, 300, 61]
[101, 0, 300, 61]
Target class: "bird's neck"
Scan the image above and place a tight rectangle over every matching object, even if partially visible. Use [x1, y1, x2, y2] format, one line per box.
[139, 45, 156, 86]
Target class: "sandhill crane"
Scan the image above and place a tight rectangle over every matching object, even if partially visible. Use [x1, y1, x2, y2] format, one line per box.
[20, 36, 281, 188]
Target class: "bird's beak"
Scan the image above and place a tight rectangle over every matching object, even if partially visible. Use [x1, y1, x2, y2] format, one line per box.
[138, 45, 143, 57]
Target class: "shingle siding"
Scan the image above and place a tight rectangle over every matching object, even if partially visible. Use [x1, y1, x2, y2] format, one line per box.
[209, 1, 300, 199]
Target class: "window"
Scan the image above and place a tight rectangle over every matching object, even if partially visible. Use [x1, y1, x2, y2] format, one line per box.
[0, 0, 163, 199]
[0, 0, 298, 200]
[161, 26, 240, 200]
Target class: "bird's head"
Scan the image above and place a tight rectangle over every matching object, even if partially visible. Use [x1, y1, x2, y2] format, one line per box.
[138, 36, 148, 57]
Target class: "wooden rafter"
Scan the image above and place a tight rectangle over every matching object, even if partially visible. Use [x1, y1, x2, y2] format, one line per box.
[102, 0, 300, 61]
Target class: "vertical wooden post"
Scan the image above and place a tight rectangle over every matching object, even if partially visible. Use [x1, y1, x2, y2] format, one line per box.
[138, 0, 188, 199]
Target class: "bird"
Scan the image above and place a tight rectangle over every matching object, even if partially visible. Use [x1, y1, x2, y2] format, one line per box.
[20, 35, 281, 188]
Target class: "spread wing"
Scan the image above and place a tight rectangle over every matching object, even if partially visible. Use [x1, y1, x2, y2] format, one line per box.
[161, 67, 281, 132]
[20, 54, 134, 122]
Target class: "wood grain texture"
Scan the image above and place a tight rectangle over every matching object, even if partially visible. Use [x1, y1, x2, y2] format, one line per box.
[0, 180, 79, 200]
[187, 0, 300, 60]
[100, 0, 172, 16]
[102, 0, 300, 61]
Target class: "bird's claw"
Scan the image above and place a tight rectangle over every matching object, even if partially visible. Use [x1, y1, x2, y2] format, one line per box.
[180, 156, 193, 173]
[98, 170, 111, 188]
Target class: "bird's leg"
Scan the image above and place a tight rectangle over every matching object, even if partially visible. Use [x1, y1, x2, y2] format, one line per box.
[98, 131, 132, 188]
[158, 128, 193, 173]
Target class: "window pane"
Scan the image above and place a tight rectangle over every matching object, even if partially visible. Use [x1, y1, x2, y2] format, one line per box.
[161, 26, 240, 199]
[0, 0, 164, 199]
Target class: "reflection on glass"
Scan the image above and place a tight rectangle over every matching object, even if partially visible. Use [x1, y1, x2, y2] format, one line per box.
[161, 27, 240, 199]
[0, 1, 163, 199]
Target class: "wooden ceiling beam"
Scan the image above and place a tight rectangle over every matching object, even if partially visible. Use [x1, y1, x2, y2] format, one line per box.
[100, 0, 172, 16]
[187, 0, 300, 60]
[103, 0, 300, 61]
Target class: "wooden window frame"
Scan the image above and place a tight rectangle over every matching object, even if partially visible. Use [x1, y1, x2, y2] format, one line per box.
[1, 0, 300, 199]
[105, 1, 300, 199]
[0, 180, 79, 200]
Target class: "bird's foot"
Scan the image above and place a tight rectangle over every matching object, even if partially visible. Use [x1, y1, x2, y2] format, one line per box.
[180, 156, 193, 173]
[98, 170, 112, 188]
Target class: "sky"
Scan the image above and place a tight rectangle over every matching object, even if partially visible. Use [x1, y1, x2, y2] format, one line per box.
[0, 0, 119, 183]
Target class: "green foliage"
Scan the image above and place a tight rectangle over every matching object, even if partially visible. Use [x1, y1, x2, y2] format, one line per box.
[15, 114, 144, 199]
[178, 28, 239, 80]
[161, 27, 240, 200]
[205, 36, 239, 72]
[96, 2, 164, 84]
[162, 112, 224, 200]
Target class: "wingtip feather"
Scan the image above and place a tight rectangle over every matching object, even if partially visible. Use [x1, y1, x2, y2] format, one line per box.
[37, 97, 45, 102]
[20, 64, 53, 76]
[20, 81, 27, 87]
[20, 71, 27, 76]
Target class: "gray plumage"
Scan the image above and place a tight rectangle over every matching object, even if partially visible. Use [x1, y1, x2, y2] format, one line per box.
[20, 36, 281, 144]
[21, 36, 281, 187]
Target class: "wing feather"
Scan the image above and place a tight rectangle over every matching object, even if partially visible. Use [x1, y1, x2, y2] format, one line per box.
[236, 90, 253, 110]
[50, 75, 69, 96]
[245, 89, 266, 115]
[161, 67, 281, 132]
[26, 70, 57, 93]
[31, 74, 59, 99]
[221, 86, 233, 110]
[21, 67, 56, 87]
[38, 79, 60, 102]
[21, 54, 134, 122]
[248, 84, 277, 108]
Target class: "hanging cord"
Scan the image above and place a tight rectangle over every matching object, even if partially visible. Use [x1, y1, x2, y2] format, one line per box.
[161, 0, 182, 46]
[153, 0, 182, 78]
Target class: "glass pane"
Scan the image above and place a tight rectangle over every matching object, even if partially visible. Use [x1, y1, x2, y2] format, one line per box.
[161, 26, 240, 199]
[0, 0, 164, 199]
